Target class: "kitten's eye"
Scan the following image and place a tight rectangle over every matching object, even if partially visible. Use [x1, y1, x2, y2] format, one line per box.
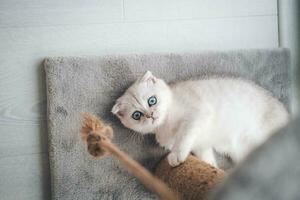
[148, 96, 157, 107]
[132, 111, 143, 120]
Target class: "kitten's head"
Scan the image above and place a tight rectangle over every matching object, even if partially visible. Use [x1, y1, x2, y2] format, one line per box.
[111, 71, 171, 134]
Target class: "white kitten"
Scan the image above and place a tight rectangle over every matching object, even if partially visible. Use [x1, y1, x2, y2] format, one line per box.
[112, 71, 289, 167]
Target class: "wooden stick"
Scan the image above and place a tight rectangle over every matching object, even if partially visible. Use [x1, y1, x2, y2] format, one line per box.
[81, 113, 178, 200]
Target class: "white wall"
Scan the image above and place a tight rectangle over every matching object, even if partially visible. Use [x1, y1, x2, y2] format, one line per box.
[0, 1, 278, 199]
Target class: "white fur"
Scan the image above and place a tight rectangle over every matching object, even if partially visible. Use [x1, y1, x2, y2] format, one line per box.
[112, 71, 289, 167]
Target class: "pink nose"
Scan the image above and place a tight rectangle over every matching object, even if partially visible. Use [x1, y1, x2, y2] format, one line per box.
[145, 112, 153, 118]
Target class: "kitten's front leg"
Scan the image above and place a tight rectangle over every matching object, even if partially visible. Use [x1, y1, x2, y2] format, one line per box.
[167, 127, 197, 167]
[167, 104, 213, 167]
[201, 148, 218, 167]
[192, 147, 218, 167]
[155, 133, 174, 150]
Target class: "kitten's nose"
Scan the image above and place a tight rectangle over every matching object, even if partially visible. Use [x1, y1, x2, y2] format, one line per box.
[145, 112, 153, 118]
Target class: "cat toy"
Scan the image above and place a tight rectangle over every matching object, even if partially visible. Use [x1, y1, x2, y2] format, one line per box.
[81, 113, 225, 200]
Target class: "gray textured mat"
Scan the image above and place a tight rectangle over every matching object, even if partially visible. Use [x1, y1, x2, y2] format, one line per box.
[44, 49, 290, 200]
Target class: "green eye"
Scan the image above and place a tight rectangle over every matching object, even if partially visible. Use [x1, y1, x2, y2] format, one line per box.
[132, 111, 143, 120]
[148, 96, 157, 107]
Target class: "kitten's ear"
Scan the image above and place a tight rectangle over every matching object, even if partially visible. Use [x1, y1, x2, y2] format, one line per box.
[139, 71, 157, 84]
[111, 102, 125, 118]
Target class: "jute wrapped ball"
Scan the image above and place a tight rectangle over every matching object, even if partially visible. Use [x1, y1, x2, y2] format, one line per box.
[155, 155, 225, 200]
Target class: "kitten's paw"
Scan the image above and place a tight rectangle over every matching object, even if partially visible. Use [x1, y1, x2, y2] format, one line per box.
[164, 143, 174, 151]
[201, 148, 219, 168]
[204, 159, 218, 168]
[167, 152, 185, 167]
[202, 155, 218, 168]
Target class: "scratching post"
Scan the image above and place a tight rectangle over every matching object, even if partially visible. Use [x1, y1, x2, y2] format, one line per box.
[81, 113, 225, 200]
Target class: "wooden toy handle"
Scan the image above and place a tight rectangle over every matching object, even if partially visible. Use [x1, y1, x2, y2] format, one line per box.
[100, 138, 178, 200]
